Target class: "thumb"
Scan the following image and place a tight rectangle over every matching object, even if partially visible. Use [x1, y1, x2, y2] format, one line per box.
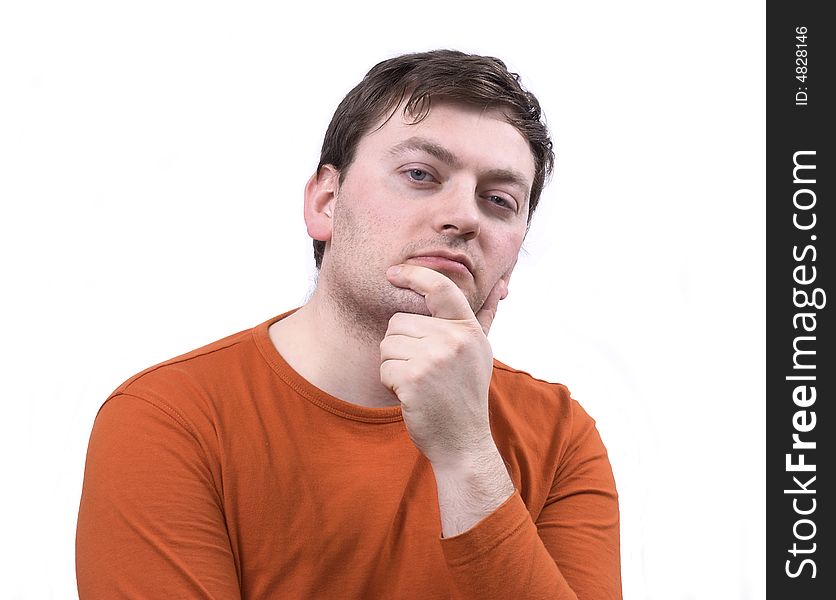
[475, 278, 508, 336]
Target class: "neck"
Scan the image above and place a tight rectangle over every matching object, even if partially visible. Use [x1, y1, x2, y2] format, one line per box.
[268, 281, 400, 409]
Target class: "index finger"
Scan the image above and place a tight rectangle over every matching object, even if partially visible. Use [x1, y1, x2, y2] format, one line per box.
[474, 277, 508, 336]
[386, 264, 474, 321]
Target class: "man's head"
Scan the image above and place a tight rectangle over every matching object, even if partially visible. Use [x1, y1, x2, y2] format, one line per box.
[311, 49, 554, 269]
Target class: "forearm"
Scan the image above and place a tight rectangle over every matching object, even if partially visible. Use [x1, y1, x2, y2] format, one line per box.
[430, 427, 621, 600]
[437, 489, 580, 600]
[431, 440, 515, 538]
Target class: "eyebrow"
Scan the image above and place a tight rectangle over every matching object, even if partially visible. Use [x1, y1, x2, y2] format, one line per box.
[388, 136, 531, 196]
[388, 137, 462, 169]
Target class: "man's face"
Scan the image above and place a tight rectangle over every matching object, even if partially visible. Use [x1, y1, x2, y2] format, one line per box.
[319, 99, 535, 331]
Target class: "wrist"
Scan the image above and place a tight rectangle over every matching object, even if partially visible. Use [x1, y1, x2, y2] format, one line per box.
[426, 425, 497, 471]
[430, 441, 515, 537]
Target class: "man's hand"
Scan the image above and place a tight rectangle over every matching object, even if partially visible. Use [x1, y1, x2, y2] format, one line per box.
[380, 264, 505, 466]
[380, 264, 515, 536]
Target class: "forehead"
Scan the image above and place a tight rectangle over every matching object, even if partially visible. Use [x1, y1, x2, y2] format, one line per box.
[356, 99, 536, 184]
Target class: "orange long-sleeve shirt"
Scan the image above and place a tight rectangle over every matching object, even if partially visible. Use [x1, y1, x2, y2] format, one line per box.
[76, 313, 621, 599]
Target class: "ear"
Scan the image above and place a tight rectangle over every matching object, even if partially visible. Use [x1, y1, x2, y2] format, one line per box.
[304, 165, 340, 243]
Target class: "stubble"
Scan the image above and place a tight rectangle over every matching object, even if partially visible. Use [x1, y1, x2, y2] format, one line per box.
[321, 193, 489, 345]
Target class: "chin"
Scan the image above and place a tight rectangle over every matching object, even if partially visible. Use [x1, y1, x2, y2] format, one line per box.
[386, 284, 482, 318]
[388, 288, 433, 317]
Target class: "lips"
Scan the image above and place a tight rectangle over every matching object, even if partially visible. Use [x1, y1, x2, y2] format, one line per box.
[405, 251, 474, 276]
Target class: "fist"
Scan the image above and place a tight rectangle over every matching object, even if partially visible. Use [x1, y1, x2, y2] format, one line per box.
[379, 264, 507, 468]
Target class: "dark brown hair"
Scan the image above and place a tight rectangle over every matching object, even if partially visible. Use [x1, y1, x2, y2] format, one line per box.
[313, 49, 554, 268]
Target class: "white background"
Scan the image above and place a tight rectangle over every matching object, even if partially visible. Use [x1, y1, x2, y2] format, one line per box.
[0, 1, 764, 598]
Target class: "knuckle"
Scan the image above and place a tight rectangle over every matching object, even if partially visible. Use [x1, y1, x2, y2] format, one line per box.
[427, 348, 446, 366]
[387, 312, 409, 335]
[405, 368, 424, 386]
[449, 332, 468, 353]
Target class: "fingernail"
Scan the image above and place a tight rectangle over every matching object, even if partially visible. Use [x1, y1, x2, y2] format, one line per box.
[387, 265, 402, 277]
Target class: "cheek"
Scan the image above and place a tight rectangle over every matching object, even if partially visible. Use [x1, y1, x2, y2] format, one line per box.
[340, 177, 402, 226]
[489, 230, 525, 271]
[332, 198, 400, 259]
[481, 247, 522, 295]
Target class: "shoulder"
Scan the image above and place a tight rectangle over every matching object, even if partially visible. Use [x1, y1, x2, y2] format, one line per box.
[490, 358, 585, 419]
[117, 327, 255, 395]
[489, 358, 600, 452]
[98, 324, 267, 434]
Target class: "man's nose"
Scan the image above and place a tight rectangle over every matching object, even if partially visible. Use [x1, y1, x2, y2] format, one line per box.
[431, 182, 481, 241]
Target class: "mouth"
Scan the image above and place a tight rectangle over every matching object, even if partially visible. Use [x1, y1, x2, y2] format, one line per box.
[404, 251, 474, 277]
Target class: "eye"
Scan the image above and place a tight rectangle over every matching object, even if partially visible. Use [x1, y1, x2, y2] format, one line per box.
[485, 194, 517, 212]
[404, 167, 437, 183]
[406, 168, 434, 183]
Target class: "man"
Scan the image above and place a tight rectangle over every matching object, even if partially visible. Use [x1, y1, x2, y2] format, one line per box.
[76, 50, 621, 599]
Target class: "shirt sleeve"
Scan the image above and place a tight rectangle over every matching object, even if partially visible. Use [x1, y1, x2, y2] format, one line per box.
[439, 407, 622, 600]
[76, 393, 242, 599]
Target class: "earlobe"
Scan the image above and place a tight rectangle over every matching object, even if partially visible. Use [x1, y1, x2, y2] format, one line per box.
[304, 165, 340, 242]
